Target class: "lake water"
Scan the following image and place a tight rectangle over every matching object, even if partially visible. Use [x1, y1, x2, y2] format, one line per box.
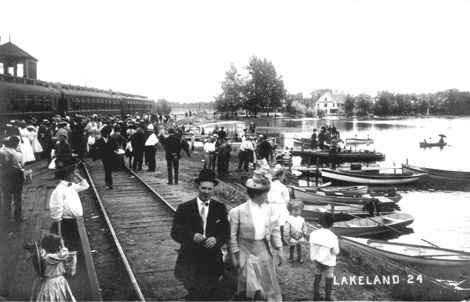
[209, 116, 470, 251]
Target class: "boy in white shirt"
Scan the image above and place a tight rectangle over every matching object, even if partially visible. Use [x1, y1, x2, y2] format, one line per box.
[309, 213, 339, 301]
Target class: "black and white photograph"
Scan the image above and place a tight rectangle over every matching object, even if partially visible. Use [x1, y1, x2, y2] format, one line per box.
[1, 0, 470, 301]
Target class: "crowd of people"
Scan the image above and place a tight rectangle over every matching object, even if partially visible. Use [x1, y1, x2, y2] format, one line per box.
[171, 159, 340, 301]
[1, 112, 341, 301]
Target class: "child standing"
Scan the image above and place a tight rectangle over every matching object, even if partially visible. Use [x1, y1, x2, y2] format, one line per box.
[30, 233, 76, 302]
[309, 213, 340, 301]
[284, 199, 308, 263]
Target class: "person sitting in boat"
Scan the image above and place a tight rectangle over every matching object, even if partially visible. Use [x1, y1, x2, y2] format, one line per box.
[438, 136, 445, 144]
[363, 199, 380, 217]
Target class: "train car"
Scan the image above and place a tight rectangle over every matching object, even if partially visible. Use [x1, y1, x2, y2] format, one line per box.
[0, 73, 62, 122]
[0, 73, 154, 123]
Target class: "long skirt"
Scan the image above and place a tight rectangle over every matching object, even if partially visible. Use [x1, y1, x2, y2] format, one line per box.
[237, 239, 282, 301]
[30, 275, 76, 302]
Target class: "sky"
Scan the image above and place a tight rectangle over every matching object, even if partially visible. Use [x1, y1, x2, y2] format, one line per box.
[1, 0, 470, 103]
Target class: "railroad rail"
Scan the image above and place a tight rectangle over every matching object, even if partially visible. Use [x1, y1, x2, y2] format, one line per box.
[82, 159, 185, 301]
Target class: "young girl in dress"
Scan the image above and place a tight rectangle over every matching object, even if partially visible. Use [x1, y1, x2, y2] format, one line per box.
[285, 199, 309, 263]
[30, 233, 75, 302]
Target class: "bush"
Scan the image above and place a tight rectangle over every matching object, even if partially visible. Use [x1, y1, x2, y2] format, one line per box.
[317, 109, 326, 118]
[305, 109, 316, 117]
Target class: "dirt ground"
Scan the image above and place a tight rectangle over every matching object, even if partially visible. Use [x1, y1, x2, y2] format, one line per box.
[149, 144, 396, 301]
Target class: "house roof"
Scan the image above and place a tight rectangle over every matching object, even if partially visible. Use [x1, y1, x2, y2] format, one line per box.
[0, 42, 37, 61]
[315, 92, 347, 104]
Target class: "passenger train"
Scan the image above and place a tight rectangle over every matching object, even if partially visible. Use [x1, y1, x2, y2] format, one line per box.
[0, 73, 154, 123]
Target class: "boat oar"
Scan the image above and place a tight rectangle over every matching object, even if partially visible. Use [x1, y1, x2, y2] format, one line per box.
[421, 238, 440, 248]
[348, 213, 403, 235]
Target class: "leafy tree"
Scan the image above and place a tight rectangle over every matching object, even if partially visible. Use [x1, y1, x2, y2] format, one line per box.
[344, 95, 355, 117]
[244, 56, 286, 117]
[355, 93, 373, 116]
[374, 91, 394, 115]
[156, 98, 172, 115]
[214, 64, 245, 117]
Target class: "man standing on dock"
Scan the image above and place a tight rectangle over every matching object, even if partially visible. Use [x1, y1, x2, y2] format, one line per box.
[171, 169, 230, 300]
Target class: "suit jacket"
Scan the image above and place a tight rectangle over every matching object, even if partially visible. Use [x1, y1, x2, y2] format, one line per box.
[93, 136, 118, 163]
[171, 198, 230, 282]
[228, 201, 282, 266]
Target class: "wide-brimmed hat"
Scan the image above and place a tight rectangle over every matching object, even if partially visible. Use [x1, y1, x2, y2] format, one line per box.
[195, 169, 219, 185]
[246, 169, 272, 190]
[55, 156, 82, 173]
[56, 128, 68, 138]
[271, 164, 286, 179]
[287, 198, 304, 212]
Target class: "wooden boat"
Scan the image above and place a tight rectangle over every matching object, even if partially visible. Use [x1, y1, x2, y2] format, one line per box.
[419, 141, 447, 148]
[331, 212, 414, 237]
[296, 184, 369, 197]
[303, 203, 398, 222]
[345, 137, 374, 144]
[289, 186, 402, 205]
[342, 237, 470, 279]
[402, 163, 470, 181]
[292, 149, 385, 162]
[321, 167, 427, 185]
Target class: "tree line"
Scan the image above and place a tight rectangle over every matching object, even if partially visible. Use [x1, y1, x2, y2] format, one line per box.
[213, 57, 470, 117]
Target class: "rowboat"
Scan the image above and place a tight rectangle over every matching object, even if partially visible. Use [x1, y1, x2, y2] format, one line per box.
[289, 186, 402, 205]
[302, 203, 398, 222]
[345, 137, 374, 144]
[402, 163, 470, 181]
[291, 149, 385, 163]
[331, 213, 414, 237]
[342, 237, 470, 279]
[296, 184, 368, 196]
[419, 141, 447, 148]
[321, 167, 427, 185]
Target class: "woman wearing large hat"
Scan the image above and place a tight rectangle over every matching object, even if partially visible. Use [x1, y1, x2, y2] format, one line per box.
[228, 168, 283, 301]
[49, 156, 89, 251]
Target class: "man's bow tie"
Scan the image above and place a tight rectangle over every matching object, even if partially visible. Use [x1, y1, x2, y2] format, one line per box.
[202, 202, 209, 206]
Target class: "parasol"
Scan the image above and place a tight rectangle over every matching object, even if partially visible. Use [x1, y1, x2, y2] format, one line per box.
[438, 134, 447, 137]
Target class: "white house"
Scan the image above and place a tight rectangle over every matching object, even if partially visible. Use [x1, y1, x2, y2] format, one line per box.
[314, 91, 347, 115]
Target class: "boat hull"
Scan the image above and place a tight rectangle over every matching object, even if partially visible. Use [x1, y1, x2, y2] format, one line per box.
[402, 163, 470, 181]
[331, 213, 414, 237]
[343, 237, 470, 279]
[321, 168, 426, 185]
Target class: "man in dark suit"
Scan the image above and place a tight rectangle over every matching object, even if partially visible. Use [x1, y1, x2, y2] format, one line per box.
[93, 126, 118, 189]
[171, 169, 230, 301]
[163, 127, 182, 185]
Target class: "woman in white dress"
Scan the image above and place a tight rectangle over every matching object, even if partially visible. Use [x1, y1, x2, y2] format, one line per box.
[19, 124, 36, 164]
[267, 163, 290, 242]
[28, 125, 44, 154]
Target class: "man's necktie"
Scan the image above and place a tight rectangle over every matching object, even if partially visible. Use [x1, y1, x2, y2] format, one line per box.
[200, 203, 207, 236]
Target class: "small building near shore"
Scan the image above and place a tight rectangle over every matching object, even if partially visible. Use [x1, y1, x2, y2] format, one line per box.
[314, 91, 347, 116]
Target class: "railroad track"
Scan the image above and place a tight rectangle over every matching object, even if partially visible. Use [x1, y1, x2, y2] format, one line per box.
[82, 159, 185, 301]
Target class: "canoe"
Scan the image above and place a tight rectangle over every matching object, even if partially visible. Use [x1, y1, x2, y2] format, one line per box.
[419, 141, 447, 148]
[291, 149, 385, 162]
[289, 186, 401, 205]
[331, 212, 414, 237]
[321, 167, 427, 185]
[402, 163, 470, 181]
[345, 137, 375, 144]
[342, 237, 470, 279]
